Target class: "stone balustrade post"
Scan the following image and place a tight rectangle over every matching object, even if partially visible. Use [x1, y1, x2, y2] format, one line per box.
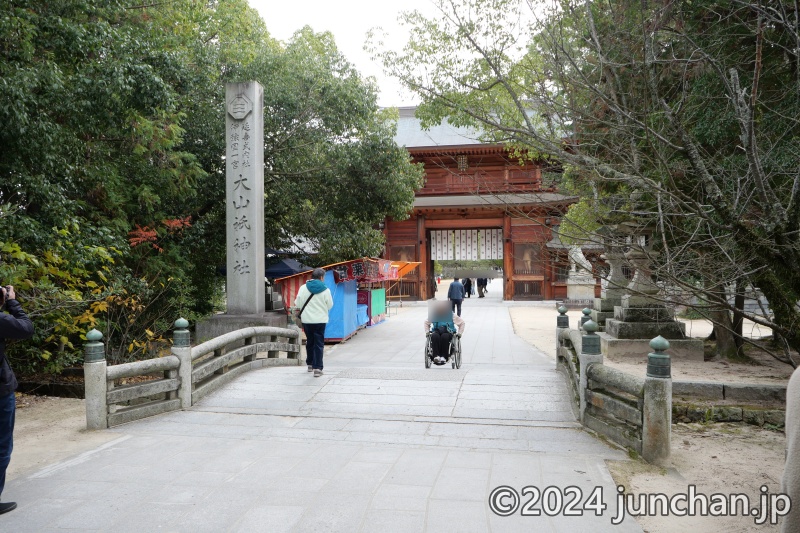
[84, 329, 108, 430]
[267, 335, 279, 359]
[643, 335, 672, 463]
[580, 307, 591, 327]
[556, 305, 569, 354]
[578, 320, 603, 423]
[289, 324, 302, 364]
[171, 318, 193, 409]
[243, 334, 256, 363]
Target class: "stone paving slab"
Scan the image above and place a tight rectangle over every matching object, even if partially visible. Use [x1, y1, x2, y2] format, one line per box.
[335, 368, 468, 381]
[5, 302, 642, 532]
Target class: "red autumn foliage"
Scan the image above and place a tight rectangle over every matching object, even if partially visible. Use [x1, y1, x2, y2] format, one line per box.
[128, 225, 162, 252]
[129, 217, 191, 251]
[162, 216, 192, 233]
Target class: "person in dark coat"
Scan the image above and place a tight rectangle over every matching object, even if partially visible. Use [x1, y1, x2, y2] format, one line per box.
[0, 286, 34, 515]
[463, 278, 472, 298]
[477, 278, 487, 297]
[447, 278, 465, 316]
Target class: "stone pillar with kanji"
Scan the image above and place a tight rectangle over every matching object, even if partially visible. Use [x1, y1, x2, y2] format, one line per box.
[225, 81, 265, 315]
[195, 81, 289, 345]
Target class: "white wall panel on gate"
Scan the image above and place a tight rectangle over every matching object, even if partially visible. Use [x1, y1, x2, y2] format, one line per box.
[446, 231, 455, 260]
[497, 229, 504, 259]
[490, 229, 502, 259]
[431, 229, 506, 261]
[447, 230, 455, 260]
[469, 230, 478, 260]
[432, 230, 450, 261]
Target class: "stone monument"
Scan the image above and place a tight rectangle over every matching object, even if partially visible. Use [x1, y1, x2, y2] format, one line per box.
[196, 81, 286, 343]
[225, 82, 265, 314]
[566, 245, 596, 302]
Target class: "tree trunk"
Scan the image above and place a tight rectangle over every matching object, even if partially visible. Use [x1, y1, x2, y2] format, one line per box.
[709, 308, 739, 360]
[732, 280, 746, 357]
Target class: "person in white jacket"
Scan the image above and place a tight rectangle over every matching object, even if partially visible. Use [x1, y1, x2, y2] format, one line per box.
[293, 268, 334, 377]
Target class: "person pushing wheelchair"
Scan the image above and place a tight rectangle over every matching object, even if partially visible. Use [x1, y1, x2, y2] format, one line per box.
[424, 301, 465, 365]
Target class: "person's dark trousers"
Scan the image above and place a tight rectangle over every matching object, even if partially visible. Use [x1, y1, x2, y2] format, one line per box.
[303, 323, 327, 370]
[431, 328, 453, 358]
[450, 299, 462, 317]
[0, 392, 14, 499]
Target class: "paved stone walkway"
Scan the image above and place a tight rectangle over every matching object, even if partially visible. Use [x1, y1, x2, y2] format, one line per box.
[5, 293, 642, 532]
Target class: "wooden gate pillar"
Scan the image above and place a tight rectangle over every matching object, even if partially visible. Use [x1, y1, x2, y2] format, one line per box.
[417, 215, 429, 300]
[503, 214, 513, 300]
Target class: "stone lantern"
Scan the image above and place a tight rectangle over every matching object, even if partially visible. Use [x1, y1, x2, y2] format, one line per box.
[600, 223, 703, 361]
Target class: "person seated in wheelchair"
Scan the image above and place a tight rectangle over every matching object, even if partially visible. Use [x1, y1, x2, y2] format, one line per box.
[424, 301, 465, 365]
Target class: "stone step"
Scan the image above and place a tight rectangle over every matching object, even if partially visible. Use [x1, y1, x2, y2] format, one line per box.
[266, 300, 285, 311]
[604, 318, 686, 339]
[613, 306, 675, 322]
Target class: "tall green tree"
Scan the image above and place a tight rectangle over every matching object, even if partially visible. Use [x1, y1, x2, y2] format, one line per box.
[374, 0, 800, 364]
[0, 0, 421, 372]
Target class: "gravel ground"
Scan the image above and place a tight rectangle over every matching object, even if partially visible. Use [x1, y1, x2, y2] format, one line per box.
[8, 394, 119, 482]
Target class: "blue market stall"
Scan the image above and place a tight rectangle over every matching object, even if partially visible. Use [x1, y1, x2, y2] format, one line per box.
[321, 270, 361, 343]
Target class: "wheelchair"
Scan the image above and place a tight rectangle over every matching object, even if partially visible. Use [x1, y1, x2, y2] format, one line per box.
[425, 330, 462, 369]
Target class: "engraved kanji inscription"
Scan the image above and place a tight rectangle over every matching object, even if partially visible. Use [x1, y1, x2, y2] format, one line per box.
[233, 215, 251, 231]
[233, 259, 251, 275]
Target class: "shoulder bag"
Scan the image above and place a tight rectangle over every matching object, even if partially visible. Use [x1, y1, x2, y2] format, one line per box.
[292, 291, 317, 328]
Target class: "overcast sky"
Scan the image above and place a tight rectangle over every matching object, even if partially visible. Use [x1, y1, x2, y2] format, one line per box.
[248, 0, 436, 107]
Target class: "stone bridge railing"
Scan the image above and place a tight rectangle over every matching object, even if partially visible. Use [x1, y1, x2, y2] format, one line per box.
[556, 307, 672, 463]
[83, 319, 302, 429]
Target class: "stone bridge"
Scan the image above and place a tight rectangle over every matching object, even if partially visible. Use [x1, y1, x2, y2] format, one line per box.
[6, 295, 641, 532]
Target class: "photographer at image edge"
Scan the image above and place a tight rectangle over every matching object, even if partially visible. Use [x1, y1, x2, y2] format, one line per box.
[0, 286, 34, 515]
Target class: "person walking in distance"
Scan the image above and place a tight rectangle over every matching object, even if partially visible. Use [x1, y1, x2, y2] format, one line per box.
[0, 286, 34, 515]
[477, 278, 487, 298]
[463, 278, 472, 299]
[294, 269, 333, 377]
[447, 277, 465, 317]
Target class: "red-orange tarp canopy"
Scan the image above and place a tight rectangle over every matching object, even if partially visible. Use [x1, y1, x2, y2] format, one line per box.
[274, 258, 419, 310]
[392, 261, 421, 278]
